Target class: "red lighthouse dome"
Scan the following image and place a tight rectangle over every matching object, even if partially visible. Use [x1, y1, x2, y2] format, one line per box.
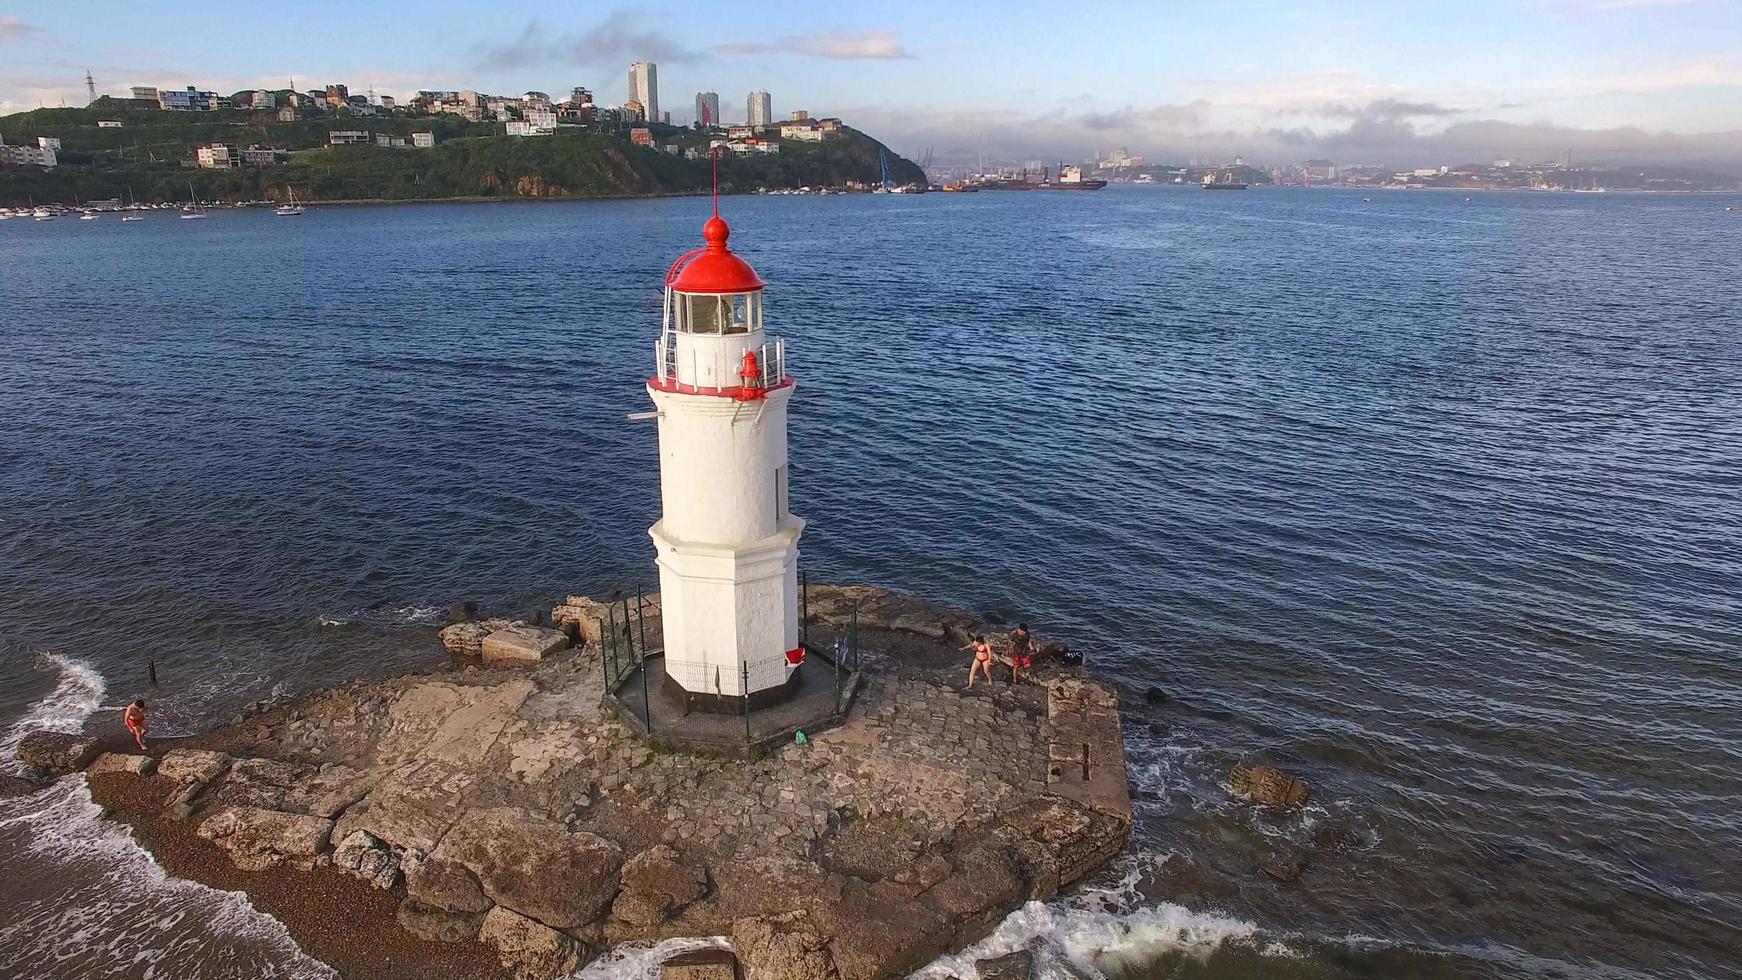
[666, 215, 766, 294]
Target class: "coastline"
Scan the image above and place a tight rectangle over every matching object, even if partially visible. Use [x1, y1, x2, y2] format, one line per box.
[31, 586, 1132, 980]
[87, 771, 511, 980]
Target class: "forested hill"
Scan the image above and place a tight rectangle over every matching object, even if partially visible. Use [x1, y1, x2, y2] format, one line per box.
[0, 102, 927, 205]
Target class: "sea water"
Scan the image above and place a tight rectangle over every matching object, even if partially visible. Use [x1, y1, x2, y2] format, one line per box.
[1, 188, 1739, 978]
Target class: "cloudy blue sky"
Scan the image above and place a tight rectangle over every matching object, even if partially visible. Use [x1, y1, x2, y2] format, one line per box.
[3, 0, 1740, 167]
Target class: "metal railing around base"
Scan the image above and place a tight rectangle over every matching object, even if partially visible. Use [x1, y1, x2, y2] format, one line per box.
[597, 586, 652, 734]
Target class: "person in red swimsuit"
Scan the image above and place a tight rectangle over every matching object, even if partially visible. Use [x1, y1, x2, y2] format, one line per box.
[963, 635, 994, 689]
[122, 699, 148, 751]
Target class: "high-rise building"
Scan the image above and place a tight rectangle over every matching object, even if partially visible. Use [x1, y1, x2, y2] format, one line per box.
[628, 62, 659, 126]
[694, 91, 720, 128]
[747, 90, 772, 128]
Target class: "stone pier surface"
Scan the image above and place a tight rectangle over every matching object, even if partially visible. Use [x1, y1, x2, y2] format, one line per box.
[27, 586, 1131, 980]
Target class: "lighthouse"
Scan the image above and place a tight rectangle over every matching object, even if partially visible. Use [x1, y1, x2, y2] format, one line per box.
[646, 205, 803, 706]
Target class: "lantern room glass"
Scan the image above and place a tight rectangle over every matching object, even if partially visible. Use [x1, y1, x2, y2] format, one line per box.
[676, 291, 761, 336]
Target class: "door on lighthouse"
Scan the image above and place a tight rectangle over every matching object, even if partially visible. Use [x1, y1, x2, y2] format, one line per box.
[775, 464, 789, 521]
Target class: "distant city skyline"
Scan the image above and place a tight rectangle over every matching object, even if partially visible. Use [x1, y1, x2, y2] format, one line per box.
[747, 91, 772, 129]
[3, 2, 1741, 168]
[626, 61, 657, 127]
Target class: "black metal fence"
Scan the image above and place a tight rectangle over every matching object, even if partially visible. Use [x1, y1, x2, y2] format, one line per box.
[597, 577, 863, 751]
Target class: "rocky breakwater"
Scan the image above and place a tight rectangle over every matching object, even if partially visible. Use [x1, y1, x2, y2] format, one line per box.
[17, 586, 1130, 980]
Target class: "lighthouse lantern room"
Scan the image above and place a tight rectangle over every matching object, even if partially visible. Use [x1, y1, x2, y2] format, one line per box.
[646, 205, 803, 706]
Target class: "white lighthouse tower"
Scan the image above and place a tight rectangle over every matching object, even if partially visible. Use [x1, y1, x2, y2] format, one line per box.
[646, 205, 804, 706]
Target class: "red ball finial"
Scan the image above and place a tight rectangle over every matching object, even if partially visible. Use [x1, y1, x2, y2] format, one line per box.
[702, 215, 730, 249]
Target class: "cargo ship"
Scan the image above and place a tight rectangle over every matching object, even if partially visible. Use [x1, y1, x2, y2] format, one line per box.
[1040, 164, 1107, 190]
[974, 164, 1106, 191]
[1202, 170, 1249, 190]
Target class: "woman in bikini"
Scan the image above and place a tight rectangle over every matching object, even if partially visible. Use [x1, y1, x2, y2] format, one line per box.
[963, 635, 994, 689]
[123, 699, 148, 751]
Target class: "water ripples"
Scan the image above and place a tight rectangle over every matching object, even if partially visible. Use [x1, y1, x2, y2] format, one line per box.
[2, 188, 1740, 978]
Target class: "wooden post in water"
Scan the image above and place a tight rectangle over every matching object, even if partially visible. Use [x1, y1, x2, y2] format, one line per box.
[147, 660, 158, 685]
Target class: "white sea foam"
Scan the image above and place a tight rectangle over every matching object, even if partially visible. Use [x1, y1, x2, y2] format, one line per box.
[569, 936, 733, 980]
[0, 651, 105, 777]
[913, 898, 1266, 980]
[0, 653, 336, 979]
[914, 857, 1272, 980]
[317, 603, 443, 628]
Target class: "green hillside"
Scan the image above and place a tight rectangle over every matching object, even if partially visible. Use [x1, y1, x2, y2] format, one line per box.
[0, 101, 926, 205]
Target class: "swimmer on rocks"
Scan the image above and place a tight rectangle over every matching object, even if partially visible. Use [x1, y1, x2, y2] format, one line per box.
[1008, 623, 1034, 685]
[122, 699, 148, 751]
[964, 635, 994, 689]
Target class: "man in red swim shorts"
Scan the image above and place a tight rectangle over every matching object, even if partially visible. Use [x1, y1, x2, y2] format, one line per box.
[122, 699, 148, 751]
[1008, 624, 1035, 685]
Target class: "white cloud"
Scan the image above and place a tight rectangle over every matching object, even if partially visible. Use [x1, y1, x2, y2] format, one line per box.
[0, 16, 40, 43]
[713, 30, 912, 60]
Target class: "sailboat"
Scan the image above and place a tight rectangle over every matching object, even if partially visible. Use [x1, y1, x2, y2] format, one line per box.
[873, 148, 912, 193]
[180, 182, 208, 219]
[121, 185, 145, 220]
[275, 187, 305, 216]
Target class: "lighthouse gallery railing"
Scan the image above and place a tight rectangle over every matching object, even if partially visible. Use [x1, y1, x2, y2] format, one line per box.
[654, 333, 787, 394]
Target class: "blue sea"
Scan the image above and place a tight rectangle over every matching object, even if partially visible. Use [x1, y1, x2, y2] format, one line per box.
[2, 187, 1740, 979]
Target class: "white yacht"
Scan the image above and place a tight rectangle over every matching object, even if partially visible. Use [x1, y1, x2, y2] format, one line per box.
[275, 188, 305, 216]
[180, 182, 208, 219]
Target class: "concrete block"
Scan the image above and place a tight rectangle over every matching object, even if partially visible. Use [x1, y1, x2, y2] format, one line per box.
[482, 626, 570, 665]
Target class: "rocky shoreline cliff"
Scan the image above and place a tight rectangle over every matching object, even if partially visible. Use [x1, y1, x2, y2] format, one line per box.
[13, 586, 1131, 980]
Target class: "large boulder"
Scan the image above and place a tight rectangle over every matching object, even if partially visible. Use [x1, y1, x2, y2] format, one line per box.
[1229, 763, 1310, 810]
[15, 731, 100, 775]
[481, 625, 570, 665]
[479, 905, 586, 980]
[196, 806, 335, 872]
[438, 617, 513, 659]
[87, 752, 157, 776]
[612, 844, 707, 926]
[433, 806, 623, 929]
[819, 888, 952, 980]
[397, 899, 483, 944]
[730, 913, 837, 980]
[332, 829, 400, 889]
[818, 821, 922, 882]
[661, 949, 739, 980]
[924, 844, 1025, 935]
[0, 773, 48, 798]
[404, 854, 493, 914]
[331, 765, 468, 855]
[157, 749, 232, 784]
[975, 950, 1034, 980]
[551, 595, 662, 650]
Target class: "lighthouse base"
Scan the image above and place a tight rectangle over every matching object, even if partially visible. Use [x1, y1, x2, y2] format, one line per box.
[607, 649, 862, 758]
[650, 516, 805, 702]
[660, 666, 798, 714]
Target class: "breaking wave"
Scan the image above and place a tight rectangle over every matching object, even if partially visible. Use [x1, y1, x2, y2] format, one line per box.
[317, 603, 444, 628]
[0, 654, 335, 979]
[0, 652, 105, 778]
[571, 937, 733, 980]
